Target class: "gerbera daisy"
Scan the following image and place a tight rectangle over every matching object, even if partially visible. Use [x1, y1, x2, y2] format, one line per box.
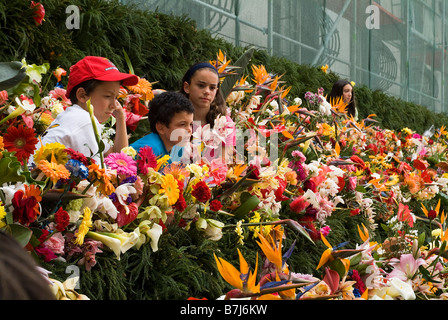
[3, 124, 38, 163]
[127, 77, 154, 101]
[105, 152, 137, 177]
[88, 163, 116, 195]
[38, 159, 70, 185]
[159, 174, 180, 206]
[34, 142, 68, 165]
[163, 162, 188, 183]
[137, 146, 157, 175]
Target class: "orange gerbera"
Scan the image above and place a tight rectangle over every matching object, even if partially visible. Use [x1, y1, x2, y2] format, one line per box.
[38, 159, 70, 185]
[127, 77, 154, 101]
[3, 124, 38, 163]
[163, 163, 188, 183]
[404, 173, 425, 194]
[88, 163, 115, 195]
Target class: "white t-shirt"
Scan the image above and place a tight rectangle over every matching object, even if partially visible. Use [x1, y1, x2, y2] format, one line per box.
[31, 104, 111, 165]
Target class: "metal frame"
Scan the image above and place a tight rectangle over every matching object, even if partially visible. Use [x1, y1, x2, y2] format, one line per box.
[123, 0, 448, 114]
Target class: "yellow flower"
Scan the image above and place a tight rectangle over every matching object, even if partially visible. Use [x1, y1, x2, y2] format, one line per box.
[402, 127, 413, 135]
[34, 142, 68, 164]
[159, 174, 179, 206]
[156, 155, 170, 172]
[0, 203, 6, 228]
[75, 207, 93, 245]
[321, 64, 329, 73]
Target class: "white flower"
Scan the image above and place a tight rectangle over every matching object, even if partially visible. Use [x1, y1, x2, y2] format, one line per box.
[387, 278, 416, 300]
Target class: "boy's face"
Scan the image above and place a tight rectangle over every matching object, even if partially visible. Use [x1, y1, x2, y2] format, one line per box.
[79, 81, 121, 123]
[156, 111, 194, 150]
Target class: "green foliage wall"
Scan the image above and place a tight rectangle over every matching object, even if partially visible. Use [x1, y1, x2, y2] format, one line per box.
[1, 0, 447, 134]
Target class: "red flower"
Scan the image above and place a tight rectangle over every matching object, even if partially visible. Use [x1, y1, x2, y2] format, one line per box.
[65, 148, 91, 166]
[210, 200, 223, 212]
[115, 202, 138, 227]
[54, 207, 70, 232]
[12, 190, 39, 225]
[3, 124, 38, 163]
[192, 181, 211, 203]
[274, 178, 289, 202]
[290, 196, 310, 214]
[137, 146, 157, 175]
[30, 1, 45, 26]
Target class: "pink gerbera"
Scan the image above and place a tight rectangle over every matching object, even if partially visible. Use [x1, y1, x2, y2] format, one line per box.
[105, 152, 137, 177]
[137, 146, 157, 175]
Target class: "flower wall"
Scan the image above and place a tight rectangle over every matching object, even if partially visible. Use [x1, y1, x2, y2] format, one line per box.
[0, 46, 448, 301]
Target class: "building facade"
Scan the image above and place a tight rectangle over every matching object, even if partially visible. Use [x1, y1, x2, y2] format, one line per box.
[124, 0, 448, 114]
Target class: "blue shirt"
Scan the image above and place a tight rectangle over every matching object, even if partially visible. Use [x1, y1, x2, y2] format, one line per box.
[131, 132, 184, 163]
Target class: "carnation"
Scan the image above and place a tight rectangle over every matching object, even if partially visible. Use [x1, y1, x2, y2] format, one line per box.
[210, 200, 223, 212]
[192, 181, 212, 204]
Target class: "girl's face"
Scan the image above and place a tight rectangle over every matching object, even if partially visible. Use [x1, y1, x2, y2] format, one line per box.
[342, 84, 353, 104]
[183, 68, 219, 111]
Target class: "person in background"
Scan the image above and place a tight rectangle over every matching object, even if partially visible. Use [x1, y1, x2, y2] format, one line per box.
[31, 56, 139, 165]
[328, 79, 358, 120]
[0, 231, 55, 300]
[130, 91, 194, 164]
[180, 62, 236, 162]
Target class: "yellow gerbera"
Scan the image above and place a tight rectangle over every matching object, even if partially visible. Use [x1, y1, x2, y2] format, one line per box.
[34, 142, 68, 165]
[0, 203, 6, 228]
[159, 174, 179, 206]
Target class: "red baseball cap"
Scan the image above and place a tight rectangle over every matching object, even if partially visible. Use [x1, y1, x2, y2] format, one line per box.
[65, 56, 139, 98]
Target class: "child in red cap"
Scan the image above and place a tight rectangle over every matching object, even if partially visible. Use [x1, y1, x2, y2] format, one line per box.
[32, 56, 138, 165]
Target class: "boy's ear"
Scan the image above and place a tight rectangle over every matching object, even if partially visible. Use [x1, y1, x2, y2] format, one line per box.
[155, 122, 166, 135]
[76, 87, 89, 104]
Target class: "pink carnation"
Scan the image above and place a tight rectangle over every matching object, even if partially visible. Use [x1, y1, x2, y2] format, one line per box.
[43, 232, 65, 255]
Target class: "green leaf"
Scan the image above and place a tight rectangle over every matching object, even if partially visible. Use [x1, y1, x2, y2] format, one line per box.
[233, 194, 260, 220]
[4, 224, 32, 247]
[220, 46, 255, 100]
[0, 151, 26, 186]
[0, 61, 26, 91]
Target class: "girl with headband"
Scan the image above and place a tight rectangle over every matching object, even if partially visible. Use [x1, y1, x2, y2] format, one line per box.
[180, 62, 236, 163]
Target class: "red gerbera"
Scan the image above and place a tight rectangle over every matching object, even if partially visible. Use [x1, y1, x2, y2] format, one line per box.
[137, 146, 157, 175]
[54, 207, 70, 232]
[192, 181, 212, 204]
[3, 124, 38, 163]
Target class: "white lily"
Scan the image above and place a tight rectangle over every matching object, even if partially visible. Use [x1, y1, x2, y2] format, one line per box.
[0, 97, 36, 125]
[137, 221, 163, 252]
[86, 231, 122, 260]
[387, 277, 416, 300]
